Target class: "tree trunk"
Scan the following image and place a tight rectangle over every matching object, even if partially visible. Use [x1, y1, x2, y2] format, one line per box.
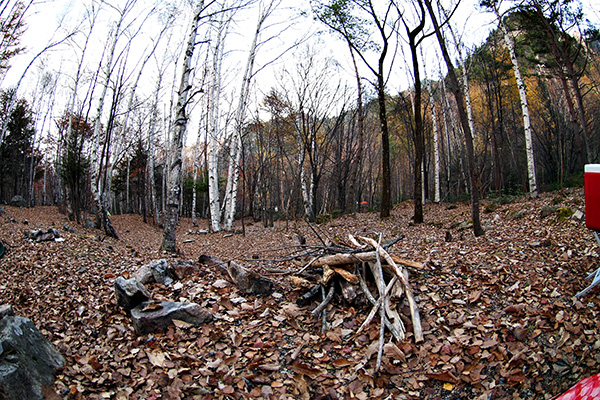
[90, 18, 122, 239]
[403, 4, 426, 223]
[207, 15, 228, 233]
[223, 5, 267, 231]
[430, 86, 441, 203]
[425, 0, 484, 237]
[161, 0, 205, 252]
[493, 5, 538, 197]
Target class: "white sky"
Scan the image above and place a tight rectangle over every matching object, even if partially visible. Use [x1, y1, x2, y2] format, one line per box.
[3, 0, 600, 148]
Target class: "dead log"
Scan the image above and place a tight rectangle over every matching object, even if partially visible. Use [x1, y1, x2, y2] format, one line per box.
[358, 236, 423, 343]
[309, 251, 424, 270]
[198, 255, 274, 296]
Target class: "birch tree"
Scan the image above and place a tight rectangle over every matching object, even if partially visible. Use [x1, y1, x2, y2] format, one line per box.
[221, 0, 279, 231]
[482, 0, 537, 197]
[161, 0, 206, 252]
[207, 9, 230, 233]
[88, 0, 140, 238]
[392, 0, 427, 223]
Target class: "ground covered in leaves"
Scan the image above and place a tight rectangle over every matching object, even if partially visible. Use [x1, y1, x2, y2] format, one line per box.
[1, 189, 599, 399]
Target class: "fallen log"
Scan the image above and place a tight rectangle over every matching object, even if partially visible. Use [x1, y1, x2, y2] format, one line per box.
[309, 251, 425, 270]
[199, 255, 274, 296]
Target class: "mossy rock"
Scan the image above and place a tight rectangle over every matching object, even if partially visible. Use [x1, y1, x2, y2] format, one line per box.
[557, 207, 574, 222]
[315, 214, 332, 224]
[451, 219, 472, 231]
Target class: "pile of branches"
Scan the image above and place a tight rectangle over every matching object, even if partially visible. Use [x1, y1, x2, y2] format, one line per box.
[290, 233, 424, 371]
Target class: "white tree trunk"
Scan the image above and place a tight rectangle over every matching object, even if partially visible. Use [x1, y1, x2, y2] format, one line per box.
[191, 122, 201, 227]
[222, 2, 275, 231]
[431, 97, 441, 203]
[161, 0, 205, 252]
[90, 13, 125, 238]
[147, 71, 162, 225]
[207, 16, 228, 233]
[493, 6, 537, 197]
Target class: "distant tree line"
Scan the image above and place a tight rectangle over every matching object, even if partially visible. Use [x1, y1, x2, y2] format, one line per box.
[0, 0, 598, 250]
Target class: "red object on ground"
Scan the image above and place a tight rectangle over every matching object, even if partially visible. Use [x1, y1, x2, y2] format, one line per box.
[555, 373, 600, 399]
[585, 164, 600, 231]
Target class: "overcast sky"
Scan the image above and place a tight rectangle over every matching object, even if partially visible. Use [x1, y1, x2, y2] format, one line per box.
[3, 0, 600, 145]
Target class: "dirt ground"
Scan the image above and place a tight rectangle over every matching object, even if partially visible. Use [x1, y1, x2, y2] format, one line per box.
[0, 189, 598, 399]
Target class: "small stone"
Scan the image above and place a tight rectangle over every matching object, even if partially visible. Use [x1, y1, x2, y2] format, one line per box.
[540, 206, 559, 219]
[9, 195, 27, 208]
[114, 277, 150, 312]
[212, 279, 230, 289]
[63, 224, 77, 234]
[0, 305, 14, 320]
[130, 301, 212, 335]
[171, 260, 199, 280]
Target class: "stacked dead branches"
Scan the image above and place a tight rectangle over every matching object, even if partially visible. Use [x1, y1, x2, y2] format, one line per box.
[295, 234, 424, 372]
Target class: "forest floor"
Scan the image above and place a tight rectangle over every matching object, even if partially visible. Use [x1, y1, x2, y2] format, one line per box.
[1, 189, 599, 400]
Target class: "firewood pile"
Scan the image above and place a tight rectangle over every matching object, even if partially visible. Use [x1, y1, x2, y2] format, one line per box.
[289, 233, 424, 370]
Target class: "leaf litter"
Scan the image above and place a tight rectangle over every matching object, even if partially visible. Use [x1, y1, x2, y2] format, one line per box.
[0, 189, 598, 399]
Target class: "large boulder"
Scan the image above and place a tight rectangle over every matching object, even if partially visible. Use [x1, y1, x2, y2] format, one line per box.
[114, 277, 151, 312]
[0, 316, 65, 400]
[9, 196, 27, 208]
[130, 301, 212, 335]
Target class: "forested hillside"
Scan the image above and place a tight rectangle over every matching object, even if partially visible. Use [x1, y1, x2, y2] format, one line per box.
[0, 0, 597, 242]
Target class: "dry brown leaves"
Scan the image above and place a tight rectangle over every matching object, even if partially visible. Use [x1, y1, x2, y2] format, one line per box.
[0, 189, 598, 399]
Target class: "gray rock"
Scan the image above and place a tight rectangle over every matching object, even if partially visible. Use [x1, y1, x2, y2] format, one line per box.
[135, 259, 173, 286]
[0, 206, 6, 215]
[507, 210, 527, 220]
[0, 316, 65, 400]
[82, 216, 96, 229]
[62, 224, 77, 234]
[24, 229, 60, 243]
[9, 195, 27, 208]
[150, 259, 173, 286]
[540, 206, 559, 219]
[0, 305, 14, 320]
[114, 277, 150, 312]
[133, 264, 154, 285]
[130, 301, 212, 335]
[171, 260, 199, 280]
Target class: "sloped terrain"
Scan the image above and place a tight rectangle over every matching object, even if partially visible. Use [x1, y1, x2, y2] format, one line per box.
[0, 189, 598, 399]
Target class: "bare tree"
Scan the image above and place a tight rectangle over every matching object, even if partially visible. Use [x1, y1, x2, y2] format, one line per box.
[483, 0, 538, 197]
[161, 0, 207, 252]
[424, 0, 485, 236]
[315, 0, 399, 218]
[222, 0, 280, 231]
